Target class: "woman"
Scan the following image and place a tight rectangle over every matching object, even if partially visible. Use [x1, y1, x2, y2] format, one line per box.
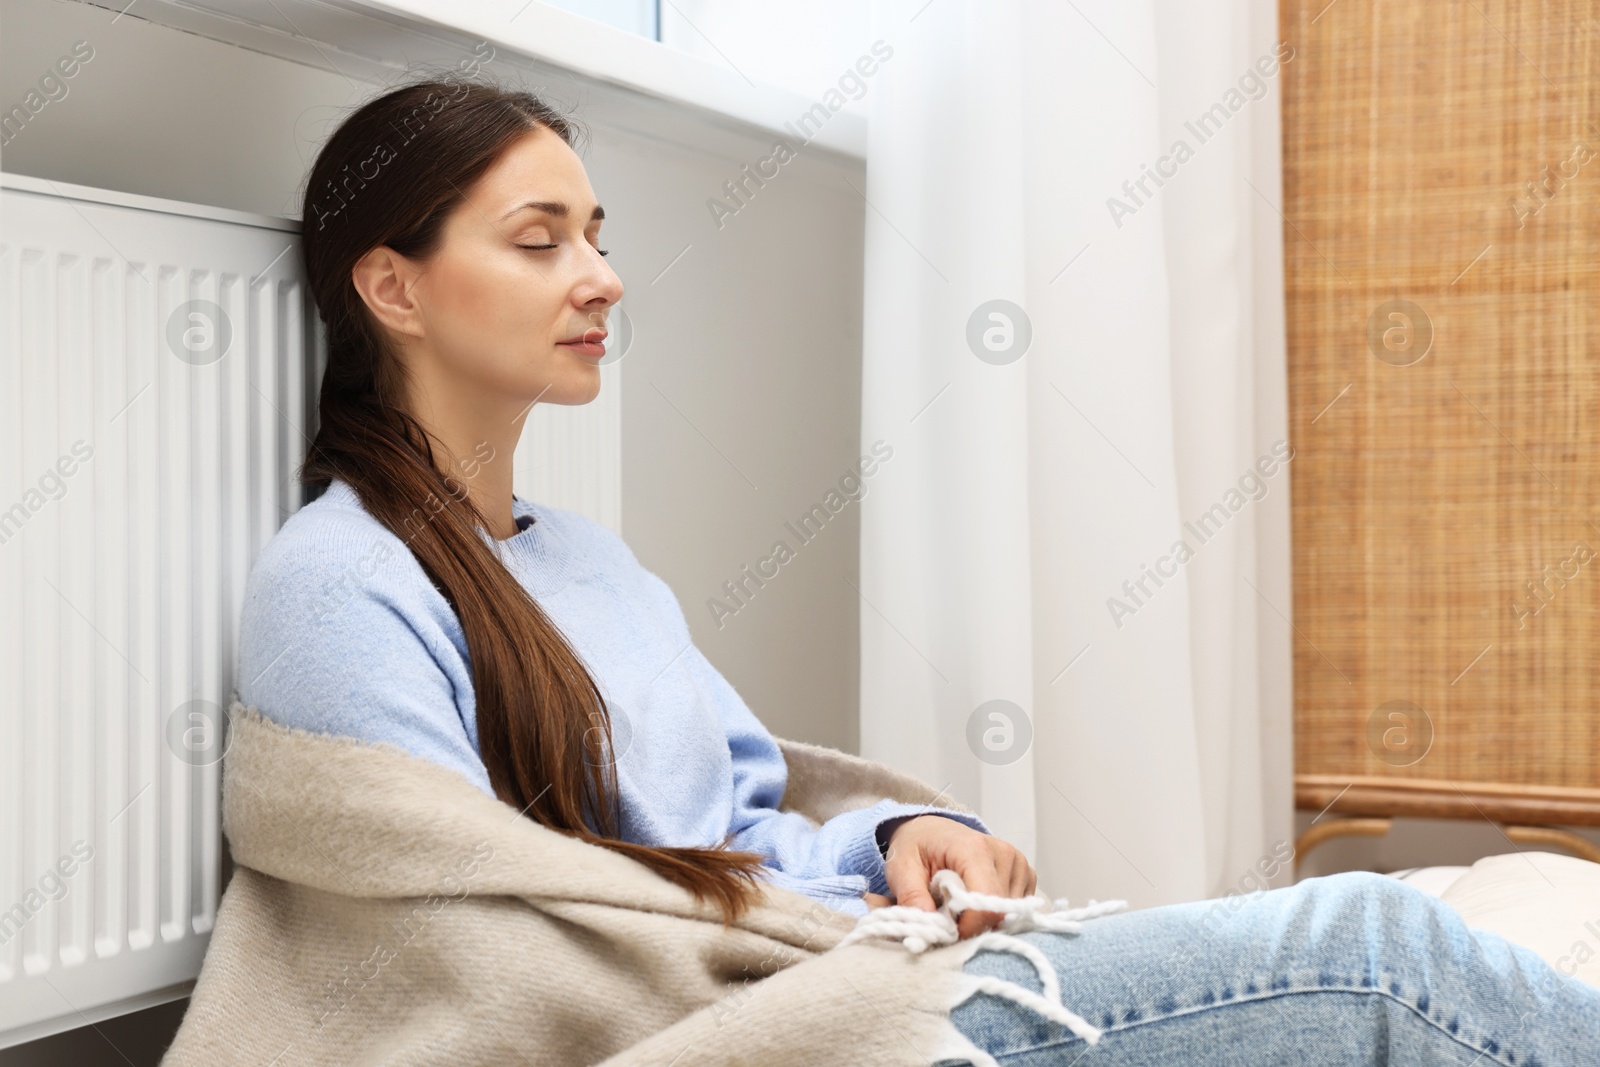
[237, 76, 1600, 1064]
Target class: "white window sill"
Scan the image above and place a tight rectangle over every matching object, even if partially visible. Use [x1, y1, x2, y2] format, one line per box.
[78, 0, 866, 160]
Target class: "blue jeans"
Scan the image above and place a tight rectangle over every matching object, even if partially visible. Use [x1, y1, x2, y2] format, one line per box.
[936, 870, 1600, 1065]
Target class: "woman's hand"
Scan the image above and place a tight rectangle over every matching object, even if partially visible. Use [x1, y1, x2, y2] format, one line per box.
[880, 815, 1037, 940]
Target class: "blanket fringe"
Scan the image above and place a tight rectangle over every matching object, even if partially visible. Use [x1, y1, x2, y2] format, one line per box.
[833, 869, 1127, 1053]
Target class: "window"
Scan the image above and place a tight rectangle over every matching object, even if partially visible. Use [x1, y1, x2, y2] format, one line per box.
[539, 0, 660, 40]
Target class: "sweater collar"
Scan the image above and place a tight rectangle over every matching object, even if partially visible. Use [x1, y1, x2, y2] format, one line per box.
[492, 495, 582, 598]
[488, 494, 586, 596]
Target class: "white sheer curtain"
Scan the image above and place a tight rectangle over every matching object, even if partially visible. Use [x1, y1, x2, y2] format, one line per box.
[859, 0, 1294, 908]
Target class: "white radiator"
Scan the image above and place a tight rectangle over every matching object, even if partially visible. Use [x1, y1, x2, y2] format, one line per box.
[0, 173, 317, 1046]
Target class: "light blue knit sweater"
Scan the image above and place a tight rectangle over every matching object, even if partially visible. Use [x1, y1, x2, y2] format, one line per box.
[235, 477, 990, 918]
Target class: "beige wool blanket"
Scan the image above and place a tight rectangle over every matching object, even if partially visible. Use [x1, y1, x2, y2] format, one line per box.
[160, 702, 1041, 1067]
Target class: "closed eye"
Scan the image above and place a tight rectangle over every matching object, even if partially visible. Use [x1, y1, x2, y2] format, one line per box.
[516, 243, 610, 256]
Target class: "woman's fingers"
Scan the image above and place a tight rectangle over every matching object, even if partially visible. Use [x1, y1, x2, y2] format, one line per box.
[1009, 854, 1035, 899]
[961, 843, 1043, 938]
[954, 846, 1009, 940]
[877, 816, 1041, 941]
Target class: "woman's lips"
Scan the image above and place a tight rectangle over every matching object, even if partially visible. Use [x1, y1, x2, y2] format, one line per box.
[557, 339, 606, 358]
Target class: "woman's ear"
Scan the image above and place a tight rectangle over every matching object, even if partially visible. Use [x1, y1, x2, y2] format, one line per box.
[351, 244, 427, 341]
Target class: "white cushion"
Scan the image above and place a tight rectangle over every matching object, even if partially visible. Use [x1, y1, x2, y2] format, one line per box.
[1430, 851, 1600, 991]
[1385, 865, 1471, 898]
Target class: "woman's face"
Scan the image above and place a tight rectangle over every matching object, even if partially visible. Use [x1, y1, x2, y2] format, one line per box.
[375, 124, 624, 413]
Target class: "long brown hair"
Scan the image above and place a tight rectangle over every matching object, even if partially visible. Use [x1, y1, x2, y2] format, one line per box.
[297, 75, 769, 925]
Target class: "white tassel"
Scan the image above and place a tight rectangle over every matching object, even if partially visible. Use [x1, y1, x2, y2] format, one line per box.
[834, 869, 1127, 1046]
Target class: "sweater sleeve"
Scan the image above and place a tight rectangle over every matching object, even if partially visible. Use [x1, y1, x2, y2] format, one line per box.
[689, 646, 992, 899]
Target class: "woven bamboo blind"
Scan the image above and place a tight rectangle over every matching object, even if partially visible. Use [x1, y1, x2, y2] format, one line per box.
[1282, 0, 1600, 825]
